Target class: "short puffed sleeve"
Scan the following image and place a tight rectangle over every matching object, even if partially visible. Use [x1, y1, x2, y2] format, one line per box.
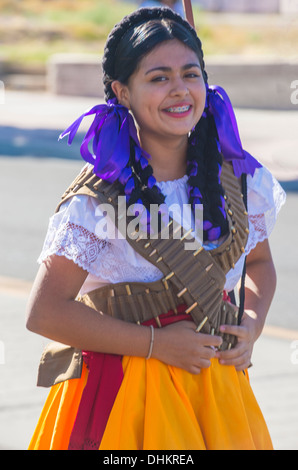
[245, 165, 286, 255]
[37, 194, 163, 291]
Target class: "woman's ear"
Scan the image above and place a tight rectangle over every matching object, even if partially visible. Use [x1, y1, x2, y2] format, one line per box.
[111, 81, 130, 109]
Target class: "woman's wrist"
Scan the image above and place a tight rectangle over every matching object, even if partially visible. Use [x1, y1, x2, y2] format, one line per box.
[241, 309, 265, 342]
[146, 325, 155, 359]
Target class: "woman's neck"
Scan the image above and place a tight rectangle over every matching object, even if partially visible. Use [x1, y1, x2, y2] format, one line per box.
[139, 133, 188, 182]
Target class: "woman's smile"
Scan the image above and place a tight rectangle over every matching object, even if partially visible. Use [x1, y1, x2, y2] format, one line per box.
[162, 102, 193, 118]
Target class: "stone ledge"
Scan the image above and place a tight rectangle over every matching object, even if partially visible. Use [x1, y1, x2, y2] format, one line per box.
[47, 54, 104, 98]
[206, 56, 298, 109]
[47, 53, 298, 110]
[2, 53, 296, 110]
[5, 74, 46, 91]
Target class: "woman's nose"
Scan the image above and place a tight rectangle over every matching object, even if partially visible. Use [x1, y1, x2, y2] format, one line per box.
[169, 76, 189, 97]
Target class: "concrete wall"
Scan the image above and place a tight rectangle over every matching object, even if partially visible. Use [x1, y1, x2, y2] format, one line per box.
[47, 54, 104, 98]
[206, 56, 298, 110]
[196, 0, 298, 12]
[197, 0, 280, 13]
[47, 53, 298, 110]
[279, 0, 298, 13]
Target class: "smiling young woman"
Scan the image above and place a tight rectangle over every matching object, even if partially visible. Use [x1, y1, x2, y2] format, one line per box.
[26, 7, 285, 450]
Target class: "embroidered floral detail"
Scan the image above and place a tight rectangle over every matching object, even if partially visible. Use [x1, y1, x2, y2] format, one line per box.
[246, 214, 267, 254]
[38, 220, 163, 283]
[38, 222, 109, 273]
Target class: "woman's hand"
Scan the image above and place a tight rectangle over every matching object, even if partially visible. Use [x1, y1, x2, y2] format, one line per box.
[153, 320, 223, 374]
[215, 311, 259, 371]
[216, 238, 277, 371]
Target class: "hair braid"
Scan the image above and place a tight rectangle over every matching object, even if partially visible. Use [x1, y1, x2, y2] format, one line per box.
[187, 113, 228, 241]
[118, 138, 165, 208]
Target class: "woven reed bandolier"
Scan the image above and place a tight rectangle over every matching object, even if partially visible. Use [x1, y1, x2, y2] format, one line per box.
[37, 161, 249, 387]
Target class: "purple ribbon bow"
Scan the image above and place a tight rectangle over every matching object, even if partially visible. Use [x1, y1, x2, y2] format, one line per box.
[59, 89, 262, 184]
[59, 98, 143, 183]
[207, 85, 262, 178]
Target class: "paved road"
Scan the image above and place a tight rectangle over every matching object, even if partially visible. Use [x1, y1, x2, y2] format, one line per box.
[0, 91, 298, 450]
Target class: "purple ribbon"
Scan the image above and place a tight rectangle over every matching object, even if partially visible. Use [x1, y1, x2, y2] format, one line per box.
[59, 89, 262, 183]
[207, 86, 262, 177]
[59, 98, 144, 183]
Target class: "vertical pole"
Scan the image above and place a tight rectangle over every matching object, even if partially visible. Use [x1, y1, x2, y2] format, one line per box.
[182, 0, 195, 28]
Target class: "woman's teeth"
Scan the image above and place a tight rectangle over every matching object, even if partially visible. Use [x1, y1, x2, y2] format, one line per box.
[166, 105, 190, 113]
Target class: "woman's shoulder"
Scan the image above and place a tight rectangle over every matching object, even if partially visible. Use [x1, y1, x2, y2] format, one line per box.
[247, 164, 286, 216]
[245, 164, 286, 253]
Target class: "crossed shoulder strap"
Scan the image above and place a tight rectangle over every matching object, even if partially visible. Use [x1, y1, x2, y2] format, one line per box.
[56, 162, 249, 339]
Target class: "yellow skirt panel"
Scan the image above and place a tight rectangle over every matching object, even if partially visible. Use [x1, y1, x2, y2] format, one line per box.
[29, 363, 88, 450]
[29, 358, 273, 450]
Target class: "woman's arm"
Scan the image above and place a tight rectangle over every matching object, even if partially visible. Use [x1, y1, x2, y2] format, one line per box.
[26, 254, 222, 374]
[216, 238, 277, 370]
[26, 255, 153, 357]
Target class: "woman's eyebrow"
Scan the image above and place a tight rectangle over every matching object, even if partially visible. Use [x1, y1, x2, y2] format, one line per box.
[145, 63, 201, 75]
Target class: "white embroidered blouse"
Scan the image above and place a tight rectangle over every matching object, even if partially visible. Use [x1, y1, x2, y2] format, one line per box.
[38, 164, 286, 295]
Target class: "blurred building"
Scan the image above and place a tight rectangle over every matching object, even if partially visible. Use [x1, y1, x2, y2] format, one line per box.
[139, 1, 185, 17]
[196, 0, 298, 13]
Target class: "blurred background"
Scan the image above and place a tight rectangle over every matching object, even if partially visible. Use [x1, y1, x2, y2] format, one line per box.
[0, 0, 298, 450]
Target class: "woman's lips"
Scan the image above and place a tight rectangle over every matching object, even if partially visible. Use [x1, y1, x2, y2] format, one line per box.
[162, 104, 192, 118]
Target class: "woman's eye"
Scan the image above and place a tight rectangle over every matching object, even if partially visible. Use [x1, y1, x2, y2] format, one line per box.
[151, 76, 168, 82]
[150, 72, 200, 82]
[185, 72, 200, 79]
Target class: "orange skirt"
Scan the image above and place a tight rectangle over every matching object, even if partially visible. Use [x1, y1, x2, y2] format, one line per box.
[29, 355, 273, 450]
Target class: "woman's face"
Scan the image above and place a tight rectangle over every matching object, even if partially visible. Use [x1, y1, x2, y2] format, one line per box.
[112, 39, 206, 145]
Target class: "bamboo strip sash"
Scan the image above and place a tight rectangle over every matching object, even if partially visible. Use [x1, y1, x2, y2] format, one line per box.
[56, 161, 249, 349]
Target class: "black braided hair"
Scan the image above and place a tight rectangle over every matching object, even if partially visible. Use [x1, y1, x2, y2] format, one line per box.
[187, 113, 228, 241]
[102, 7, 228, 242]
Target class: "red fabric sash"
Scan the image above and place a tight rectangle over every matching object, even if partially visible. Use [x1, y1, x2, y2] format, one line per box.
[68, 352, 123, 450]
